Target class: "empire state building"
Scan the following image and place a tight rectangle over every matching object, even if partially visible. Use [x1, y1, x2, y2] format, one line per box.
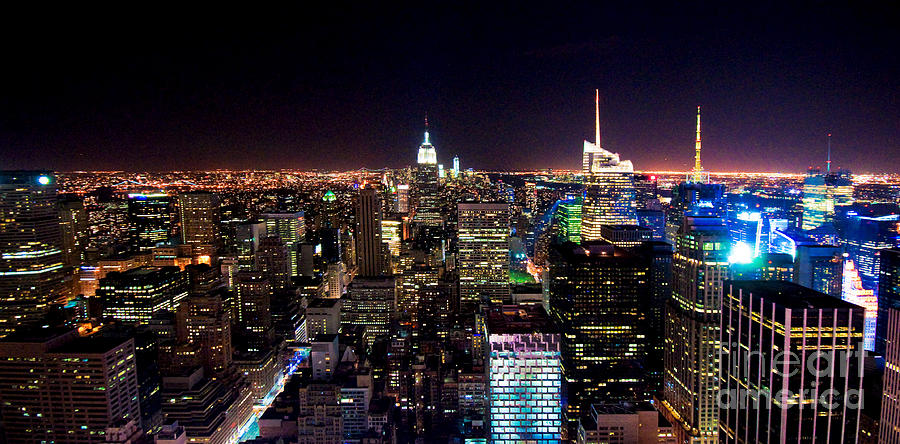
[413, 122, 442, 226]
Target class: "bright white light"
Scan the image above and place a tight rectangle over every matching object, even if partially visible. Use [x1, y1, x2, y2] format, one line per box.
[37, 175, 50, 185]
[728, 241, 754, 264]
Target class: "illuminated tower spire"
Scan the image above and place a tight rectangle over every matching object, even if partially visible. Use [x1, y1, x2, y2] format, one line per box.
[595, 89, 601, 147]
[424, 113, 430, 144]
[693, 105, 703, 182]
[826, 133, 832, 173]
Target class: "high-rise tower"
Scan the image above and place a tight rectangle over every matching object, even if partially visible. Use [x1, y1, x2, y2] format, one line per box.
[413, 118, 441, 226]
[355, 188, 386, 277]
[660, 216, 730, 444]
[580, 91, 637, 240]
[691, 106, 707, 183]
[0, 171, 68, 336]
[458, 203, 510, 306]
[178, 191, 220, 247]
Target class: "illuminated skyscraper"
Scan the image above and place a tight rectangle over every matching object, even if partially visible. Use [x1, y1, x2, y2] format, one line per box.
[801, 168, 853, 231]
[128, 192, 174, 250]
[235, 271, 274, 350]
[98, 266, 189, 324]
[881, 307, 900, 443]
[398, 264, 439, 327]
[343, 276, 395, 349]
[660, 216, 730, 444]
[235, 220, 266, 271]
[413, 121, 442, 226]
[0, 171, 68, 335]
[261, 211, 305, 277]
[556, 197, 582, 243]
[840, 212, 899, 295]
[486, 305, 563, 444]
[396, 184, 410, 214]
[581, 91, 636, 240]
[355, 188, 386, 277]
[176, 292, 233, 375]
[842, 259, 878, 351]
[58, 194, 89, 267]
[877, 248, 900, 356]
[256, 235, 292, 290]
[458, 203, 510, 306]
[719, 281, 865, 444]
[178, 191, 220, 247]
[547, 241, 651, 427]
[452, 155, 460, 178]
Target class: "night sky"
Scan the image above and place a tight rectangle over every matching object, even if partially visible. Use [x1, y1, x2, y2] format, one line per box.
[0, 4, 897, 173]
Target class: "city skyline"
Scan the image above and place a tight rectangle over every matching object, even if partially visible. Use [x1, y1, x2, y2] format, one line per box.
[0, 4, 897, 173]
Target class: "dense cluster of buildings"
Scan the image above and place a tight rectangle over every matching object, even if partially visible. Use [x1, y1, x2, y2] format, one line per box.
[0, 96, 899, 444]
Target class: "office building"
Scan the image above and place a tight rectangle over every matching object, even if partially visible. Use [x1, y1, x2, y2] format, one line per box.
[343, 276, 395, 348]
[843, 259, 879, 351]
[178, 191, 220, 247]
[159, 367, 254, 444]
[235, 220, 266, 272]
[307, 297, 341, 337]
[599, 224, 652, 248]
[881, 308, 900, 444]
[355, 188, 386, 277]
[878, 249, 900, 356]
[801, 168, 853, 231]
[0, 328, 141, 444]
[841, 212, 899, 295]
[576, 402, 675, 444]
[793, 244, 843, 298]
[176, 293, 233, 375]
[556, 197, 583, 243]
[398, 264, 439, 326]
[58, 194, 89, 266]
[234, 272, 274, 351]
[98, 266, 189, 324]
[128, 192, 174, 250]
[261, 212, 305, 276]
[458, 203, 510, 306]
[548, 241, 651, 424]
[0, 171, 68, 335]
[581, 95, 638, 241]
[636, 209, 666, 241]
[728, 252, 794, 282]
[660, 216, 729, 444]
[486, 305, 563, 444]
[719, 281, 865, 443]
[311, 333, 339, 381]
[665, 182, 726, 242]
[255, 235, 291, 290]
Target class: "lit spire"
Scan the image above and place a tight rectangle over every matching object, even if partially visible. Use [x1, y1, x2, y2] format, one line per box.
[693, 105, 703, 181]
[595, 89, 601, 147]
[826, 133, 832, 173]
[424, 113, 430, 144]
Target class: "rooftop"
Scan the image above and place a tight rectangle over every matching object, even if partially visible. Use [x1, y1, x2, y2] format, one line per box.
[729, 280, 861, 310]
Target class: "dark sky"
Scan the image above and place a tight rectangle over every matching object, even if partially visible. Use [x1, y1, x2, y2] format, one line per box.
[1, 3, 897, 173]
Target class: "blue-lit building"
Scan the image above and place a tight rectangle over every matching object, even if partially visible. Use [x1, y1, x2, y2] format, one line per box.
[636, 209, 666, 241]
[838, 210, 900, 295]
[486, 305, 562, 444]
[665, 182, 726, 241]
[127, 192, 174, 251]
[877, 248, 900, 356]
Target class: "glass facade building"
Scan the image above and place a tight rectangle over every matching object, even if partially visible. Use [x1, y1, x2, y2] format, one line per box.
[486, 305, 562, 444]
